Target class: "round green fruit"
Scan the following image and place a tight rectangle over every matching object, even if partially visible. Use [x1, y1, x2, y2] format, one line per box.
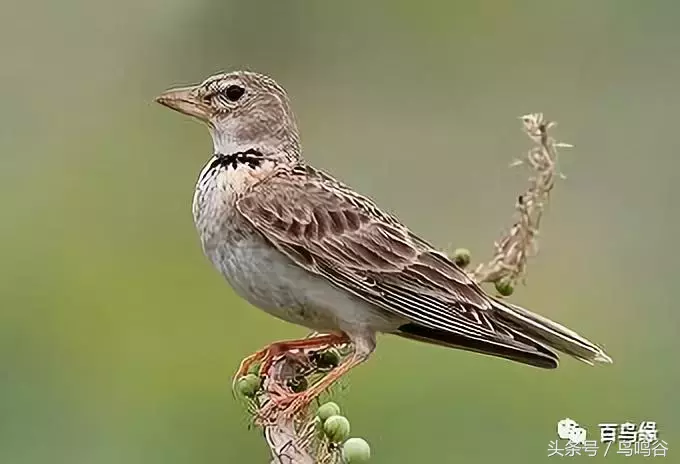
[495, 278, 515, 296]
[453, 248, 471, 268]
[342, 437, 371, 462]
[236, 374, 261, 398]
[323, 415, 350, 443]
[316, 402, 341, 422]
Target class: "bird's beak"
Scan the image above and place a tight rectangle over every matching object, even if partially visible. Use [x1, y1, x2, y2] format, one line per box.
[155, 85, 210, 121]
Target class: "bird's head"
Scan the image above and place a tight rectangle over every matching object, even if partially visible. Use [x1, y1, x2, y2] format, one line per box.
[156, 71, 301, 160]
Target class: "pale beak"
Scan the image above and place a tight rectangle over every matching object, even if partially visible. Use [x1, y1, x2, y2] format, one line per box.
[155, 85, 210, 121]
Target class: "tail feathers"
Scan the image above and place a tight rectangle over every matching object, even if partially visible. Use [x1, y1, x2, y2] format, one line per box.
[395, 300, 612, 369]
[492, 300, 613, 365]
[397, 322, 560, 369]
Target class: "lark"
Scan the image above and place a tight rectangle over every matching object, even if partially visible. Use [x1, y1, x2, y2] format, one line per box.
[156, 71, 612, 414]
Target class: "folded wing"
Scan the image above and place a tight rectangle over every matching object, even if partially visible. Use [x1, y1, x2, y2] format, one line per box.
[237, 165, 610, 368]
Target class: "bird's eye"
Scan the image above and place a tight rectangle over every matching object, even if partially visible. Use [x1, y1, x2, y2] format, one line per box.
[224, 85, 245, 102]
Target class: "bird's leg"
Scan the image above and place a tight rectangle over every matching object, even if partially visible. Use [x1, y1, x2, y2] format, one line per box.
[232, 333, 347, 389]
[289, 351, 366, 415]
[258, 333, 349, 377]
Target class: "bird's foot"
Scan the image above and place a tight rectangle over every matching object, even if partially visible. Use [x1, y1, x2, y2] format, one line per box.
[232, 347, 271, 392]
[258, 389, 316, 422]
[233, 333, 349, 392]
[280, 391, 317, 418]
[232, 343, 314, 390]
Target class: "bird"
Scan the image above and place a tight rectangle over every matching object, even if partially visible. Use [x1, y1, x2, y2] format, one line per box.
[155, 70, 612, 414]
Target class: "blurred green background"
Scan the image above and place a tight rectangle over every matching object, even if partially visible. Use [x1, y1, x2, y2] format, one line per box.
[1, 1, 678, 462]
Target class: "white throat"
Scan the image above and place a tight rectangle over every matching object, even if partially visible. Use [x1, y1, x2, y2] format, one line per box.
[209, 126, 248, 155]
[208, 119, 300, 160]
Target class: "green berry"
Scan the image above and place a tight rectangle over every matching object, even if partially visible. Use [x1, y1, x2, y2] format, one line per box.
[317, 402, 341, 422]
[453, 248, 471, 268]
[323, 415, 350, 443]
[342, 437, 371, 462]
[247, 362, 261, 375]
[495, 278, 514, 296]
[312, 348, 341, 370]
[237, 374, 261, 398]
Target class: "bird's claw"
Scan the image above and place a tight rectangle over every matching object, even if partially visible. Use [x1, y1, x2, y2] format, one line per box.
[231, 350, 270, 392]
[258, 390, 314, 422]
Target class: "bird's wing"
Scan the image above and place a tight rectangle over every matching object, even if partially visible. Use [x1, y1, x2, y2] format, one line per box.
[236, 164, 612, 368]
[237, 165, 516, 340]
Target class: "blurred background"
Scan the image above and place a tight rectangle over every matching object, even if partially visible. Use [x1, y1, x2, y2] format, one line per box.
[1, 0, 678, 462]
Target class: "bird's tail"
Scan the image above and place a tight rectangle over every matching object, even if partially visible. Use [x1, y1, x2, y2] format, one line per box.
[492, 299, 613, 366]
[396, 299, 612, 369]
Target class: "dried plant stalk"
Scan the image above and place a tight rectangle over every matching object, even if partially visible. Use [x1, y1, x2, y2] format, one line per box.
[249, 336, 351, 464]
[260, 351, 339, 464]
[469, 113, 570, 287]
[259, 355, 319, 464]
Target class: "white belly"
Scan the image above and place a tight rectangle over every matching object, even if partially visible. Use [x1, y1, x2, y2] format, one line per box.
[203, 232, 403, 334]
[208, 234, 314, 319]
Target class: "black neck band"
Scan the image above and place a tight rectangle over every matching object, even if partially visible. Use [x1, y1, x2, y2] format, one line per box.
[212, 148, 264, 170]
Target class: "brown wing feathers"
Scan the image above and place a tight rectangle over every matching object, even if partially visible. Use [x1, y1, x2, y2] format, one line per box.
[236, 166, 571, 368]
